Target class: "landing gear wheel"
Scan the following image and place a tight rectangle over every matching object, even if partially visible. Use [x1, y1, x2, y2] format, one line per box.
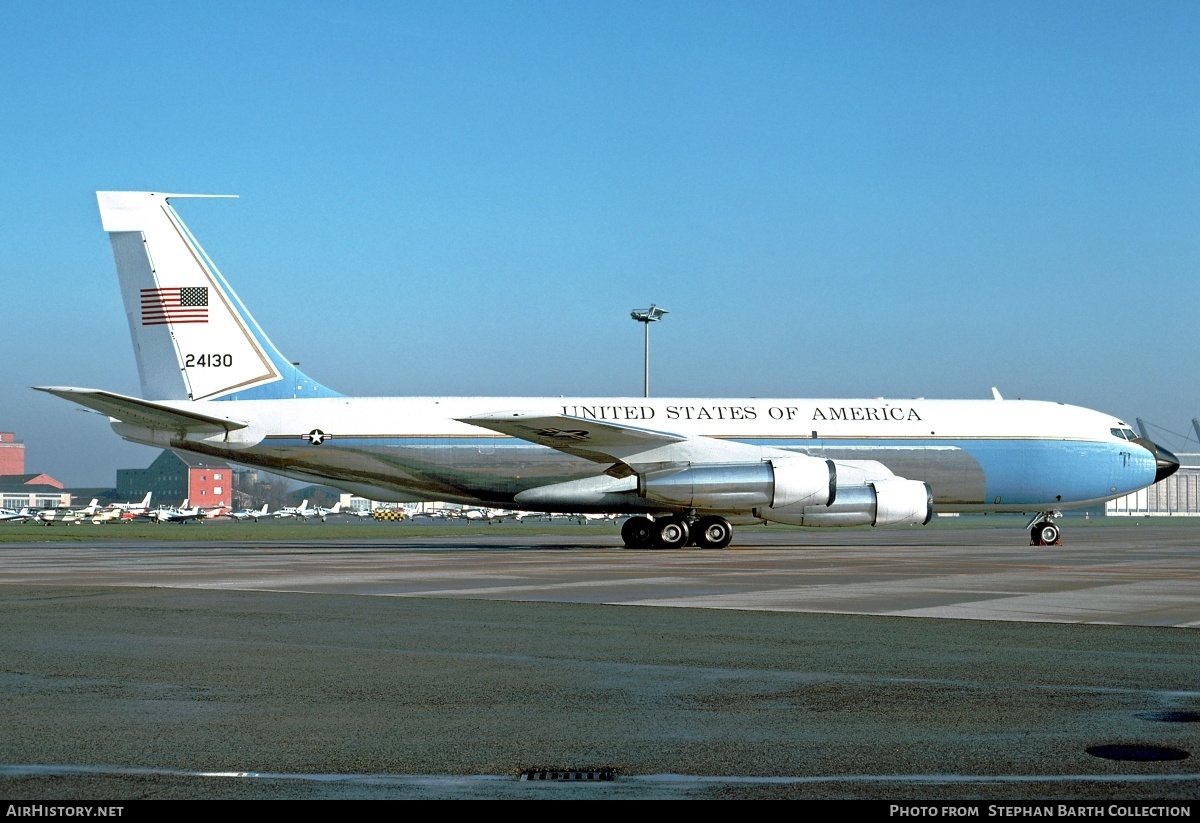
[621, 516, 656, 550]
[1031, 522, 1061, 546]
[655, 516, 690, 549]
[694, 516, 733, 549]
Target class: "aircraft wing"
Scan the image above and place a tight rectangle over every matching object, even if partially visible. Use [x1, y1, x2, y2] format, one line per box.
[33, 387, 248, 434]
[459, 412, 685, 462]
[458, 410, 788, 474]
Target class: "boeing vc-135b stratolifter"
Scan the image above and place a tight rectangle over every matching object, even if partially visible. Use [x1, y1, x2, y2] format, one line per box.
[36, 192, 1179, 548]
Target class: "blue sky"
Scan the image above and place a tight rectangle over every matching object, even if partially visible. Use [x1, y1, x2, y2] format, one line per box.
[2, 1, 1198, 486]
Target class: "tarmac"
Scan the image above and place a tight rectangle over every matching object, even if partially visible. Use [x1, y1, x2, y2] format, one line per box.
[1, 523, 1198, 800]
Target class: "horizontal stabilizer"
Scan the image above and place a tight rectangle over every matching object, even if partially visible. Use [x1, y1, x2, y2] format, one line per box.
[34, 387, 248, 434]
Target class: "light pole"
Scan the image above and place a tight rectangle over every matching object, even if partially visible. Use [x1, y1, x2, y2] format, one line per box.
[630, 304, 668, 397]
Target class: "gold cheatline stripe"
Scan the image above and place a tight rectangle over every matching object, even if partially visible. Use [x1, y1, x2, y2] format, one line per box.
[262, 433, 1100, 443]
[161, 205, 279, 398]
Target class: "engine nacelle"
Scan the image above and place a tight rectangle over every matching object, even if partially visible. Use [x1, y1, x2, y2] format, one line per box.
[757, 478, 932, 527]
[640, 457, 835, 510]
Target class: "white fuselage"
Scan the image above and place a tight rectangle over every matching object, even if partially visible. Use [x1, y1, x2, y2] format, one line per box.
[108, 394, 1156, 514]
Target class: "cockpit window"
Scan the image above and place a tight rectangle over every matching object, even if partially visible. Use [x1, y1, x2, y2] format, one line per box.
[1111, 428, 1126, 439]
[1111, 428, 1139, 440]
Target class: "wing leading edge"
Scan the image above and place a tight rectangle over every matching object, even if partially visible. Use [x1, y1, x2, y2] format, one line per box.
[457, 410, 817, 474]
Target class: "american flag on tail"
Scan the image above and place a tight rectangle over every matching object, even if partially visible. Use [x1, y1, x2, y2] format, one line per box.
[141, 286, 209, 325]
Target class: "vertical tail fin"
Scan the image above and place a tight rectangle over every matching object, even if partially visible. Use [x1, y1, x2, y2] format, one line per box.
[97, 191, 341, 401]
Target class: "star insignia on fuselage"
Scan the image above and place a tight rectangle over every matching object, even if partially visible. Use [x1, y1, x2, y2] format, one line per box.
[302, 429, 331, 445]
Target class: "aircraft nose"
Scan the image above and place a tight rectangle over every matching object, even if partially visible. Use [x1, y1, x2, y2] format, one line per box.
[1154, 445, 1181, 482]
[1133, 438, 1180, 483]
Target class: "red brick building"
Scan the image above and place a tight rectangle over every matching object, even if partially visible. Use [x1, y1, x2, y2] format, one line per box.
[116, 450, 233, 509]
[0, 432, 25, 476]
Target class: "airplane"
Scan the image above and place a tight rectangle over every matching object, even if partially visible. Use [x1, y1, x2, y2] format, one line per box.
[273, 500, 311, 519]
[36, 499, 100, 525]
[280, 500, 343, 520]
[135, 505, 176, 524]
[85, 491, 154, 523]
[109, 491, 153, 516]
[142, 499, 207, 524]
[88, 507, 125, 524]
[0, 508, 34, 523]
[227, 503, 270, 522]
[456, 506, 489, 521]
[311, 502, 342, 521]
[169, 503, 208, 524]
[575, 512, 620, 524]
[36, 191, 1179, 549]
[482, 508, 528, 522]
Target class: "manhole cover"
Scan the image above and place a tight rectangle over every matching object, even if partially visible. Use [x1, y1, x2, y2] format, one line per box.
[1086, 744, 1189, 761]
[520, 767, 616, 781]
[1135, 711, 1200, 723]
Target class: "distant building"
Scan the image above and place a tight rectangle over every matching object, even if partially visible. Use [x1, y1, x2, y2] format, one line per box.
[116, 450, 233, 508]
[1106, 450, 1200, 516]
[0, 481, 69, 510]
[0, 432, 26, 476]
[0, 472, 63, 490]
[0, 431, 68, 508]
[1106, 466, 1200, 516]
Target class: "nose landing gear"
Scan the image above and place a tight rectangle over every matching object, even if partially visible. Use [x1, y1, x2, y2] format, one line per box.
[1028, 513, 1062, 546]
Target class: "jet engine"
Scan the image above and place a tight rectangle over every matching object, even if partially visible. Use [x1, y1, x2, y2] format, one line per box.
[757, 478, 932, 527]
[639, 457, 835, 510]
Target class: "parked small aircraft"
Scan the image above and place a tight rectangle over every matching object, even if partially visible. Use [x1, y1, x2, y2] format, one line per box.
[310, 502, 342, 521]
[227, 504, 270, 522]
[272, 500, 312, 519]
[109, 492, 152, 516]
[36, 499, 100, 525]
[141, 499, 207, 524]
[0, 508, 34, 523]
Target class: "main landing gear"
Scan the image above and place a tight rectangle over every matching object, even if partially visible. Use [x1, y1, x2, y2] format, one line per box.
[621, 515, 733, 550]
[1028, 513, 1062, 546]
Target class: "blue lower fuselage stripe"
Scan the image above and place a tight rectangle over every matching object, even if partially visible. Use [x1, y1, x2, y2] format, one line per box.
[257, 435, 1155, 507]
